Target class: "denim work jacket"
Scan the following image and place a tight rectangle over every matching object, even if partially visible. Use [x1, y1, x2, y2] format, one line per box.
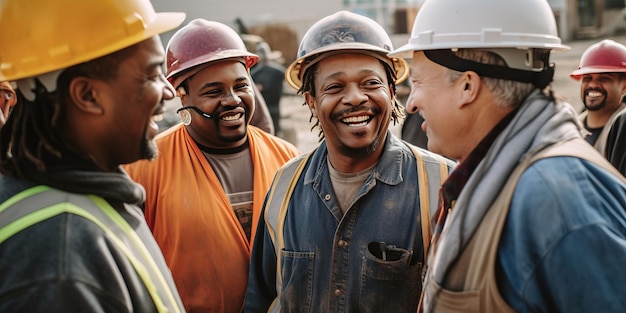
[498, 157, 626, 312]
[246, 133, 434, 313]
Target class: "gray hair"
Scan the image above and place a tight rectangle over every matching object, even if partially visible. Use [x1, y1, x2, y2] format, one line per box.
[445, 49, 535, 108]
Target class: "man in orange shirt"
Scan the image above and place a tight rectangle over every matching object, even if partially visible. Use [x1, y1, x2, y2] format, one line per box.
[124, 19, 299, 312]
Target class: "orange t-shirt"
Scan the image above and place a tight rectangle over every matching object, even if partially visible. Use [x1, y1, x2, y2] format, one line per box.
[124, 125, 299, 312]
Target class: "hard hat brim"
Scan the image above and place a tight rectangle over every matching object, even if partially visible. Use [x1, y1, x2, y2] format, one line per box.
[3, 12, 186, 81]
[570, 66, 626, 80]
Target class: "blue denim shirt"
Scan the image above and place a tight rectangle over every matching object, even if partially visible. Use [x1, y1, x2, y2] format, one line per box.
[498, 157, 626, 312]
[245, 134, 433, 312]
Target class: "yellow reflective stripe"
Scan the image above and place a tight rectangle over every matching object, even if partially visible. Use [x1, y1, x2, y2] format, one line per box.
[410, 146, 432, 261]
[264, 166, 287, 255]
[0, 191, 176, 313]
[275, 156, 308, 286]
[265, 153, 311, 313]
[0, 202, 168, 312]
[0, 185, 50, 213]
[0, 198, 62, 245]
[89, 195, 181, 313]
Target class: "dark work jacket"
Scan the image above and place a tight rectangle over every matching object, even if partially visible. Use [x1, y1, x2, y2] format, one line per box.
[0, 166, 184, 312]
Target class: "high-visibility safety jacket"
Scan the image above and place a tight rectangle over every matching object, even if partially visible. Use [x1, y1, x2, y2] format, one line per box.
[0, 185, 184, 312]
[245, 134, 456, 312]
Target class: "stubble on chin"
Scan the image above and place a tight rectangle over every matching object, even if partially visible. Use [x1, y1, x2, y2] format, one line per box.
[338, 135, 380, 158]
[140, 138, 159, 161]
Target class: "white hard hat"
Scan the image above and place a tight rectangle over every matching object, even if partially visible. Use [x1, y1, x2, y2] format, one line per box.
[390, 0, 570, 58]
[390, 0, 570, 89]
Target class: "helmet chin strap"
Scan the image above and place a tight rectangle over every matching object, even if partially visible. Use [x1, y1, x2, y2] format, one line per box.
[423, 49, 555, 89]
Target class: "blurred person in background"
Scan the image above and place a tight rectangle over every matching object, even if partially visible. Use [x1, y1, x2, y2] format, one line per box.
[570, 39, 626, 151]
[249, 37, 286, 136]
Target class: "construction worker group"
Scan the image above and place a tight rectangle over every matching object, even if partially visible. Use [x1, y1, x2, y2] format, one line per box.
[1, 0, 626, 312]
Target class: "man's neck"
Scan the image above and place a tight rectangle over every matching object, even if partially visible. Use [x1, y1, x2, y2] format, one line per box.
[586, 103, 626, 128]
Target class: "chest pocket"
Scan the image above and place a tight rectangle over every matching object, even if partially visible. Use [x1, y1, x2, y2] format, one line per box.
[265, 145, 454, 312]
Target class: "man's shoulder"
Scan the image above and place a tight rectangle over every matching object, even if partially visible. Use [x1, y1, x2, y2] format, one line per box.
[0, 175, 36, 205]
[517, 156, 626, 199]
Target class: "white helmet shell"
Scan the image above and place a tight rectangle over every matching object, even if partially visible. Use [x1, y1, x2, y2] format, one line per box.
[390, 0, 570, 59]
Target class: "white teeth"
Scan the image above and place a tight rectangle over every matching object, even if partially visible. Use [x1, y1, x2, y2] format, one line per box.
[152, 114, 163, 122]
[221, 113, 241, 121]
[342, 115, 369, 123]
[587, 91, 603, 97]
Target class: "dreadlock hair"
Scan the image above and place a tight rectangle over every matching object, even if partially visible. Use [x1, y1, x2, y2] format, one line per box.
[0, 44, 138, 178]
[297, 58, 405, 141]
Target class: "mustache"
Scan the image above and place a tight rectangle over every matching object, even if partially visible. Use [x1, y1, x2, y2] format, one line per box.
[213, 105, 245, 116]
[331, 106, 381, 120]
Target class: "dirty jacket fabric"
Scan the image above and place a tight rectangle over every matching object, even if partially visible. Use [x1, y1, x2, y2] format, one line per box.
[0, 168, 184, 312]
[125, 124, 299, 313]
[423, 91, 626, 312]
[245, 133, 452, 313]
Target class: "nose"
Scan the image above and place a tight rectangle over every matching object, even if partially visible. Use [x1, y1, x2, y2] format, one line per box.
[220, 91, 242, 106]
[405, 91, 419, 114]
[343, 84, 368, 106]
[162, 74, 175, 100]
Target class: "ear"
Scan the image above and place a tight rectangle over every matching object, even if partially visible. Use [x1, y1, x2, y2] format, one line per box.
[68, 77, 104, 115]
[458, 71, 481, 108]
[177, 87, 188, 106]
[304, 92, 317, 118]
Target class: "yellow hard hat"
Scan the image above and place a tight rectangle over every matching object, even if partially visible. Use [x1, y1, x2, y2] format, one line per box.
[0, 0, 186, 82]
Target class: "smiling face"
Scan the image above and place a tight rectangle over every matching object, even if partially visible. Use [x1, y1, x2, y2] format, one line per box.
[180, 59, 255, 149]
[580, 72, 626, 113]
[82, 36, 174, 169]
[305, 53, 393, 161]
[405, 51, 470, 160]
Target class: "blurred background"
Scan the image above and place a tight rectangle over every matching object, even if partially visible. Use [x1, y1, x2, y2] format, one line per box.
[151, 0, 626, 153]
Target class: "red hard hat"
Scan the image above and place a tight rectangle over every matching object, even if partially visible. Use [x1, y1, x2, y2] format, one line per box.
[166, 19, 258, 88]
[570, 39, 626, 80]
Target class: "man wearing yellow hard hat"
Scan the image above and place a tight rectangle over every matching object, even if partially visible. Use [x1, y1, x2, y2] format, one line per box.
[0, 0, 186, 311]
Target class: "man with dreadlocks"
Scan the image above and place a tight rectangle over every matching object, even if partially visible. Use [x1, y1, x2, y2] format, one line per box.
[244, 11, 455, 312]
[0, 0, 187, 311]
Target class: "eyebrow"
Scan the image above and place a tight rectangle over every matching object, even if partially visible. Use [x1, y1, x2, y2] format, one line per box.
[197, 76, 250, 91]
[324, 68, 381, 79]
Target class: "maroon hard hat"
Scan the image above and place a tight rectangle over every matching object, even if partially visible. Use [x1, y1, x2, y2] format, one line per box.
[166, 19, 258, 88]
[570, 39, 626, 80]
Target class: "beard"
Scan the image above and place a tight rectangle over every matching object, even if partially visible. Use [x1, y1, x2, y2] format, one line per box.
[140, 136, 159, 161]
[583, 89, 607, 112]
[584, 98, 607, 112]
